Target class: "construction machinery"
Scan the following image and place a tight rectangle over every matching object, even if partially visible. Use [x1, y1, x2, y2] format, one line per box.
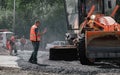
[64, 0, 120, 65]
[50, 0, 120, 65]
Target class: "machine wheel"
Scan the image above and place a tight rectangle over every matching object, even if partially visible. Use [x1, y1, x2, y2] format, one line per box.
[78, 37, 94, 65]
[49, 46, 78, 61]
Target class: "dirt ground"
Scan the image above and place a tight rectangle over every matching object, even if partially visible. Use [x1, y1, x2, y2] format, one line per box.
[0, 46, 120, 75]
[0, 69, 60, 75]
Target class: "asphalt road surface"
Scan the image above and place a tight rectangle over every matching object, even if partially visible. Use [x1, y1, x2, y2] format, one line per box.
[0, 49, 120, 75]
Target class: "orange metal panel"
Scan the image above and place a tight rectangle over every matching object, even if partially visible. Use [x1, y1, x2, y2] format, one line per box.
[86, 31, 120, 46]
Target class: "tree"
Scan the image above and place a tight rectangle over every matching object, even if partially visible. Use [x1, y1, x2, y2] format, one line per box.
[0, 0, 67, 48]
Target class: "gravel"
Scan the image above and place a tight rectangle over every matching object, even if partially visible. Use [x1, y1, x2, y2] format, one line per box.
[0, 48, 120, 75]
[15, 51, 120, 75]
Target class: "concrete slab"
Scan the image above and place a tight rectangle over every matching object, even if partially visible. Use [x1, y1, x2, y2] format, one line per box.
[0, 50, 49, 68]
[0, 55, 20, 68]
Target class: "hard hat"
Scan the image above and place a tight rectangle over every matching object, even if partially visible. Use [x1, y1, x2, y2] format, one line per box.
[90, 15, 96, 20]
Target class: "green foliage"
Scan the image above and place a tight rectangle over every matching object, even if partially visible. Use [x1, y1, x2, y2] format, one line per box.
[0, 0, 67, 48]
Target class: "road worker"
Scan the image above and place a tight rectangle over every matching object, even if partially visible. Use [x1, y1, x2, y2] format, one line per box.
[29, 20, 47, 64]
[9, 35, 17, 55]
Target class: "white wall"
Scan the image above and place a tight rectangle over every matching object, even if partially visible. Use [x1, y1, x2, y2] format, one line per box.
[104, 0, 116, 15]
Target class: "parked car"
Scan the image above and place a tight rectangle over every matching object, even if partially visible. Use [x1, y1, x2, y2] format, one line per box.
[46, 41, 66, 50]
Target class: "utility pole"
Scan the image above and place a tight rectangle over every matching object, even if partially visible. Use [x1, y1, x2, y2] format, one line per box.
[13, 0, 16, 32]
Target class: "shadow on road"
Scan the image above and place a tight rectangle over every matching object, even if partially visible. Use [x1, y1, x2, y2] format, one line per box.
[90, 61, 120, 69]
[37, 63, 49, 66]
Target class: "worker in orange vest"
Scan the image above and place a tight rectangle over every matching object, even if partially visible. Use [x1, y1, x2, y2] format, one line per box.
[29, 20, 47, 64]
[6, 38, 10, 50]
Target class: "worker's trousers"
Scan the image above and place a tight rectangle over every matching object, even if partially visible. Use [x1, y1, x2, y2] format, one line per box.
[29, 41, 40, 62]
[10, 44, 17, 55]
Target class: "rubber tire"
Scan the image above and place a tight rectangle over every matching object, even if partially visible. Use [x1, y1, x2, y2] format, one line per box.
[78, 37, 94, 65]
[49, 47, 78, 61]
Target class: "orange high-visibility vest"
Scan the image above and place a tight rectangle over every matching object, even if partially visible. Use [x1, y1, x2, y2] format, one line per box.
[30, 25, 40, 41]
